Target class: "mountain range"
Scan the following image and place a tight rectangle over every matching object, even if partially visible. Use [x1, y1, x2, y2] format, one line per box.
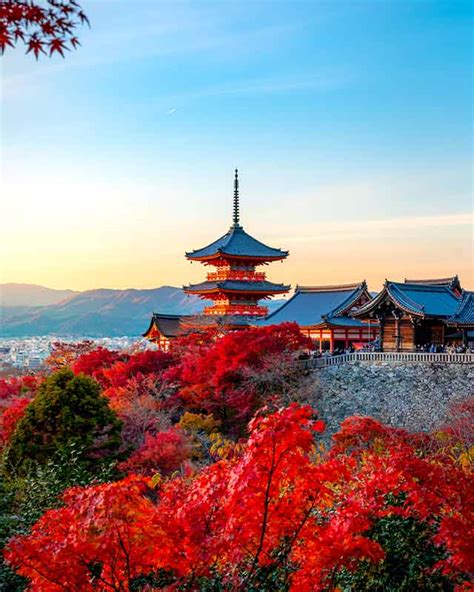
[0, 284, 284, 337]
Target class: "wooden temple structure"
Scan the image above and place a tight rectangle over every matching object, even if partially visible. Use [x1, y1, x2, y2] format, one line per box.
[446, 290, 474, 346]
[183, 170, 289, 318]
[257, 282, 378, 351]
[142, 172, 470, 353]
[144, 170, 290, 348]
[352, 276, 465, 351]
[142, 314, 189, 351]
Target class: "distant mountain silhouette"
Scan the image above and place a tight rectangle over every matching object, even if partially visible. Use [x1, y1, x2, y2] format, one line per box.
[1, 283, 78, 307]
[0, 284, 284, 337]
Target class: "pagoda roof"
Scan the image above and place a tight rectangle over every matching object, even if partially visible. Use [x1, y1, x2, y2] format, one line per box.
[257, 281, 370, 327]
[184, 279, 290, 295]
[142, 313, 190, 339]
[447, 291, 474, 326]
[186, 224, 288, 262]
[354, 280, 461, 318]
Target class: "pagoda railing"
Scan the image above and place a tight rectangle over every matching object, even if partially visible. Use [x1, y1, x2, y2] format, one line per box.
[203, 304, 269, 316]
[207, 270, 266, 282]
[299, 351, 474, 370]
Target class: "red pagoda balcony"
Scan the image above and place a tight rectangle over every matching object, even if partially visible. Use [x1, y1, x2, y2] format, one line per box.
[203, 303, 269, 316]
[206, 270, 266, 282]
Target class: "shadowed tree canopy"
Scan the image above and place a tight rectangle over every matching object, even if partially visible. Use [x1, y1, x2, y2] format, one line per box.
[5, 369, 122, 476]
[0, 0, 89, 58]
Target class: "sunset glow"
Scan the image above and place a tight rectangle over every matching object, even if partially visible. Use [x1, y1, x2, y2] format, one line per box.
[1, 1, 472, 292]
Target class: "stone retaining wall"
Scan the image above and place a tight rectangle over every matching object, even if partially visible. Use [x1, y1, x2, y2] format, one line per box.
[313, 361, 474, 436]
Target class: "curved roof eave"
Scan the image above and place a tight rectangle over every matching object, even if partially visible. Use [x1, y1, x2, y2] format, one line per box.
[186, 251, 288, 262]
[386, 284, 425, 316]
[185, 225, 288, 261]
[447, 290, 474, 325]
[184, 280, 290, 294]
[331, 281, 369, 316]
[353, 282, 426, 318]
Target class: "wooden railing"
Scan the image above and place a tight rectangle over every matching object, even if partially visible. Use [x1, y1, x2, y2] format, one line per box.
[300, 351, 474, 370]
[203, 304, 269, 316]
[207, 271, 266, 282]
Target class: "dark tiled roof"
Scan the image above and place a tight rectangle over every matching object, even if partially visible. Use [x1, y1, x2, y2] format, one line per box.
[184, 280, 290, 294]
[322, 315, 373, 328]
[354, 281, 460, 318]
[404, 275, 461, 291]
[447, 291, 474, 326]
[257, 282, 369, 327]
[143, 313, 189, 339]
[186, 224, 288, 260]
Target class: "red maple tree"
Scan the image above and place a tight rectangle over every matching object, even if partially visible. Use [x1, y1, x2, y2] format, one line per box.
[0, 0, 89, 58]
[6, 404, 472, 591]
[164, 323, 312, 433]
[118, 427, 193, 477]
[0, 375, 38, 446]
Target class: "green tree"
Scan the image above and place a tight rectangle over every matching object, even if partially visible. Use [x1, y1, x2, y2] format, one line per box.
[1, 443, 117, 591]
[4, 369, 122, 476]
[335, 516, 454, 591]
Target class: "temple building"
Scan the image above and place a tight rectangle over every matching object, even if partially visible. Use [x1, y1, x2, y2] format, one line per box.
[183, 170, 290, 318]
[352, 277, 463, 351]
[142, 314, 190, 351]
[144, 170, 289, 348]
[446, 291, 474, 347]
[257, 282, 378, 351]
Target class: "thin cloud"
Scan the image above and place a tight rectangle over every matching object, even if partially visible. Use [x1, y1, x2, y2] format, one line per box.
[145, 69, 353, 112]
[280, 212, 473, 242]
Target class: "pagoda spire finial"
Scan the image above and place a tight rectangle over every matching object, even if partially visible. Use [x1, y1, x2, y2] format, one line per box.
[233, 168, 240, 226]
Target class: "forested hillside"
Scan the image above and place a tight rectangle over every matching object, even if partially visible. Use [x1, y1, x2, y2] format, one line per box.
[0, 323, 471, 591]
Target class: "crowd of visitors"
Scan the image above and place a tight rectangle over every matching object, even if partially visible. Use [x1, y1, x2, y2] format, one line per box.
[298, 341, 473, 360]
[415, 343, 472, 354]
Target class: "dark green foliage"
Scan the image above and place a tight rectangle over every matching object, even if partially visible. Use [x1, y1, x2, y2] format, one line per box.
[4, 369, 122, 476]
[130, 570, 177, 590]
[335, 516, 454, 591]
[0, 443, 117, 591]
[0, 370, 121, 590]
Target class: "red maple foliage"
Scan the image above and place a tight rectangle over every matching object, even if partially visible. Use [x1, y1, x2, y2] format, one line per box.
[86, 349, 174, 391]
[6, 404, 472, 591]
[118, 427, 193, 477]
[0, 397, 31, 445]
[6, 475, 158, 591]
[0, 0, 89, 58]
[72, 347, 124, 386]
[164, 323, 312, 432]
[0, 375, 37, 400]
[71, 348, 175, 448]
[46, 340, 97, 371]
[0, 375, 38, 446]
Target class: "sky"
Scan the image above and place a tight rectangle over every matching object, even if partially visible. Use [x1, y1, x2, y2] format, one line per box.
[1, 0, 472, 292]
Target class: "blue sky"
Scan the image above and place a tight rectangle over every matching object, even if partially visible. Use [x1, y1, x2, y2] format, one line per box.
[1, 0, 472, 290]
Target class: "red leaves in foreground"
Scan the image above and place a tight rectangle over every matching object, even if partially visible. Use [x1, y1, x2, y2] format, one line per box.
[0, 0, 89, 58]
[6, 404, 472, 591]
[6, 476, 157, 591]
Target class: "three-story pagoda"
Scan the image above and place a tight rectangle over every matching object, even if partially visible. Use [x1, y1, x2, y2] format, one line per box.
[184, 170, 289, 319]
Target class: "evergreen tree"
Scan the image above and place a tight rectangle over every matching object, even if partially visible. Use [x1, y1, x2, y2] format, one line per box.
[4, 369, 122, 476]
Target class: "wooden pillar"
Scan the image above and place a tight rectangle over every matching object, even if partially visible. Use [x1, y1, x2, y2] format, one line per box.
[319, 330, 322, 351]
[393, 311, 402, 352]
[330, 329, 334, 353]
[345, 329, 349, 348]
[376, 314, 384, 352]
